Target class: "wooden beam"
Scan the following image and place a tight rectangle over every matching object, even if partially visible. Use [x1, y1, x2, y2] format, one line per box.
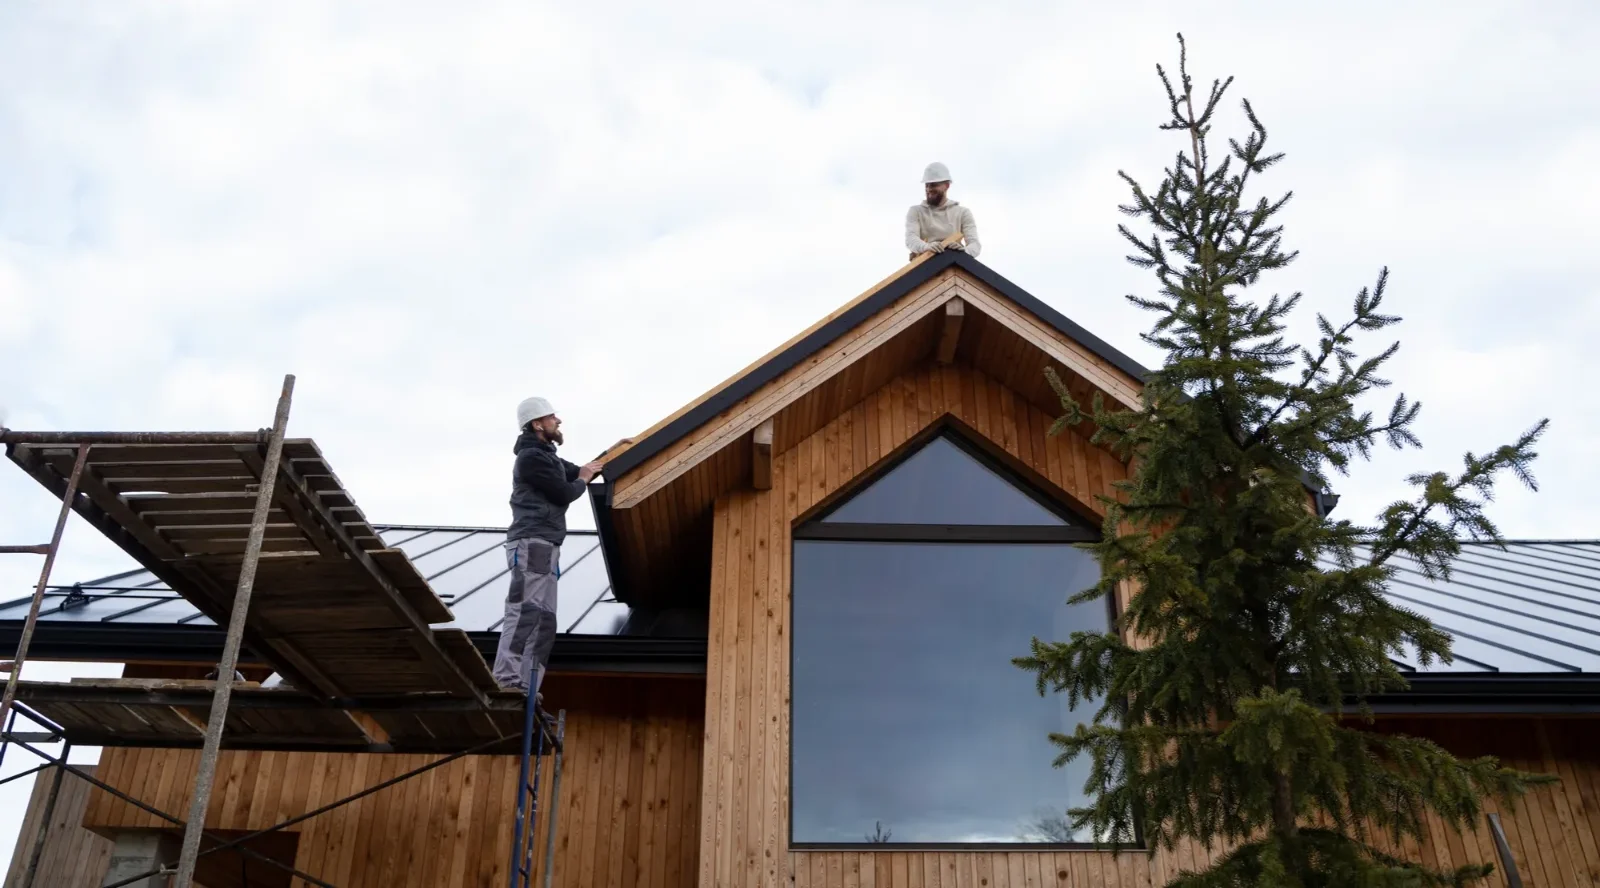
[751, 418, 773, 491]
[936, 297, 965, 364]
[171, 705, 209, 736]
[343, 710, 392, 747]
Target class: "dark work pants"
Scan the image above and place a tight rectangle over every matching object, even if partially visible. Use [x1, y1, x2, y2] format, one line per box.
[493, 537, 560, 694]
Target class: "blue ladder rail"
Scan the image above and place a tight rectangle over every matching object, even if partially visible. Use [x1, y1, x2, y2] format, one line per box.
[508, 683, 566, 888]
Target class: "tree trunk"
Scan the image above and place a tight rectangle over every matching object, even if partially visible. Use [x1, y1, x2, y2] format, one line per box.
[1271, 768, 1301, 877]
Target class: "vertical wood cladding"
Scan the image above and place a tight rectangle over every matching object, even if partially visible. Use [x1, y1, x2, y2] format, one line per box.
[697, 361, 1600, 888]
[3, 765, 113, 888]
[81, 675, 704, 888]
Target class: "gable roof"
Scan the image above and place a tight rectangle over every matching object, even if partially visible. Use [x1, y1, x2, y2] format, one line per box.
[588, 250, 1335, 606]
[598, 250, 1149, 482]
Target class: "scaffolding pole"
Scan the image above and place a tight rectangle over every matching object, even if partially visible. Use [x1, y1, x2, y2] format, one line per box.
[0, 443, 89, 730]
[541, 710, 567, 888]
[172, 373, 295, 888]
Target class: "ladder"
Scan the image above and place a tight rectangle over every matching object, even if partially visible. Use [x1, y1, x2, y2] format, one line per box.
[510, 682, 566, 888]
[0, 441, 89, 888]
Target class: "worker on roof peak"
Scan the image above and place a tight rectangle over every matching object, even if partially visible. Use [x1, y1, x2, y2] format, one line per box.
[496, 396, 630, 703]
[905, 161, 981, 260]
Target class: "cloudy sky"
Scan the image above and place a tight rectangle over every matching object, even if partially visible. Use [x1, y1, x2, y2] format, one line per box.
[2, 0, 1596, 869]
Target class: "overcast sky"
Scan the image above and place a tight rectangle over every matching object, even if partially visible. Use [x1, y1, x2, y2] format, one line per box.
[2, 0, 1596, 871]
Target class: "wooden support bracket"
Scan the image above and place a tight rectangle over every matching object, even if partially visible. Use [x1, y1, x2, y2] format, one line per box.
[752, 418, 773, 491]
[936, 297, 965, 365]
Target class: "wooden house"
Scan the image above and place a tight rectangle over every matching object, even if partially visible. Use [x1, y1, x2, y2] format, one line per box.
[4, 250, 1600, 887]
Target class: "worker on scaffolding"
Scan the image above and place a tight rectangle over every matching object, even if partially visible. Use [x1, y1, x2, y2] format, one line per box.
[496, 397, 629, 703]
[905, 161, 981, 260]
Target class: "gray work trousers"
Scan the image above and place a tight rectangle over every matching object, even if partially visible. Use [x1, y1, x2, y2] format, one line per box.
[493, 537, 560, 694]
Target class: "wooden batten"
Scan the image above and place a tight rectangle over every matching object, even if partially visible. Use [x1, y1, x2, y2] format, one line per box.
[752, 418, 774, 491]
[935, 297, 964, 364]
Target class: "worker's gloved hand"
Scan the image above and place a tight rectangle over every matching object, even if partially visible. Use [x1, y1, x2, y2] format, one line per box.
[926, 242, 944, 253]
[946, 241, 964, 251]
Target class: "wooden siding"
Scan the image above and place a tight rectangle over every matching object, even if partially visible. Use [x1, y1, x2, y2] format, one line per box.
[697, 360, 1600, 888]
[3, 765, 113, 888]
[80, 675, 704, 888]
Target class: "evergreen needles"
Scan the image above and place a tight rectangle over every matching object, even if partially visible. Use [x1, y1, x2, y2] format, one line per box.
[1016, 34, 1554, 887]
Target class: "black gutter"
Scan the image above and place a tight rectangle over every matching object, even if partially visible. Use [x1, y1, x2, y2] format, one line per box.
[1354, 673, 1600, 714]
[0, 623, 708, 676]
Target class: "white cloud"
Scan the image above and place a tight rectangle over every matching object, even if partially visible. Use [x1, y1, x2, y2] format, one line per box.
[2, 0, 1598, 868]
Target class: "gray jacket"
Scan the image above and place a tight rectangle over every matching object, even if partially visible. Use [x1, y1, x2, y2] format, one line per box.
[508, 431, 584, 545]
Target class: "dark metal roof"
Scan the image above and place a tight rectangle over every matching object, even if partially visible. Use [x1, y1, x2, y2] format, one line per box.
[1350, 541, 1600, 675]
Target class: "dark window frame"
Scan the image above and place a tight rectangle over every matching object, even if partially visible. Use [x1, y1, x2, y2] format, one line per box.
[788, 426, 1129, 852]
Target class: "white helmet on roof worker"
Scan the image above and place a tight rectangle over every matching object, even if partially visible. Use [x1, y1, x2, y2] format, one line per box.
[922, 162, 951, 184]
[517, 396, 556, 429]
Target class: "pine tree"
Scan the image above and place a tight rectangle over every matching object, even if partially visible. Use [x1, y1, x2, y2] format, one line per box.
[1015, 35, 1555, 887]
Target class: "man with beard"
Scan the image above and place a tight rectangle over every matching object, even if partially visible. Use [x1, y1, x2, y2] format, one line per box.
[905, 161, 981, 260]
[495, 396, 629, 701]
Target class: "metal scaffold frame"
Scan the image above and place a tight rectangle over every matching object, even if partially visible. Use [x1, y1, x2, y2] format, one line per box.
[0, 374, 567, 888]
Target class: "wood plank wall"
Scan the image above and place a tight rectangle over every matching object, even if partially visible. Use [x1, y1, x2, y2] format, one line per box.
[697, 360, 1600, 888]
[3, 764, 113, 888]
[80, 675, 704, 888]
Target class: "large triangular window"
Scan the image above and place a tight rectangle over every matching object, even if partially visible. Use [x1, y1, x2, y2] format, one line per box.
[797, 432, 1098, 542]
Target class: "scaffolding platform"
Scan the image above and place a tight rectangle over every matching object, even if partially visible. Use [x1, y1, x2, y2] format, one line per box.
[9, 678, 543, 754]
[5, 436, 498, 704]
[1, 377, 562, 888]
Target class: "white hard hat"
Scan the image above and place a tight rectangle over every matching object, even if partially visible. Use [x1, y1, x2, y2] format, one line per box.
[922, 162, 951, 184]
[517, 396, 556, 428]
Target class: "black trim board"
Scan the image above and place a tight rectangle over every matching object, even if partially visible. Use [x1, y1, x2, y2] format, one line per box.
[0, 622, 709, 676]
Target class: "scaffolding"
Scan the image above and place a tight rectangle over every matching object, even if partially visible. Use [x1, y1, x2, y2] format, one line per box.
[0, 374, 565, 888]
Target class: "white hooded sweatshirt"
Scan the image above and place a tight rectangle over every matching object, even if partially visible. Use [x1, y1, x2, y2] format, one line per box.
[905, 199, 981, 258]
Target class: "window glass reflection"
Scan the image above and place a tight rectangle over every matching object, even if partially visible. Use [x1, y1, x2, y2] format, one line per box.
[791, 540, 1105, 845]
